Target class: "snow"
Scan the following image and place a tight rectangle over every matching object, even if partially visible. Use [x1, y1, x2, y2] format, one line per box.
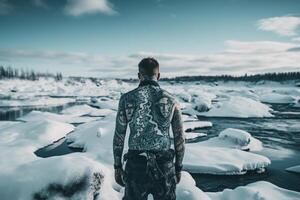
[19, 110, 102, 124]
[199, 96, 274, 118]
[0, 119, 74, 172]
[176, 171, 211, 200]
[185, 132, 207, 140]
[183, 121, 213, 131]
[286, 165, 300, 174]
[259, 93, 297, 104]
[61, 104, 114, 117]
[182, 114, 198, 122]
[215, 128, 263, 151]
[0, 97, 75, 107]
[207, 181, 300, 200]
[1, 78, 300, 199]
[0, 154, 120, 200]
[184, 145, 270, 174]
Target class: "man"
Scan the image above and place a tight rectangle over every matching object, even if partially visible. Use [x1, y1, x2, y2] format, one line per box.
[113, 57, 185, 200]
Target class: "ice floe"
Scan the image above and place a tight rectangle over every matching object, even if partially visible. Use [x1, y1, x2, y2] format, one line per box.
[199, 96, 273, 118]
[207, 128, 263, 151]
[286, 165, 300, 174]
[19, 110, 102, 124]
[259, 93, 297, 104]
[207, 181, 300, 200]
[0, 119, 74, 172]
[184, 121, 213, 131]
[184, 145, 270, 174]
[0, 154, 120, 200]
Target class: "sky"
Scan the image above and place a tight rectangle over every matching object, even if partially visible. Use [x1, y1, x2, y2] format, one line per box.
[0, 0, 300, 78]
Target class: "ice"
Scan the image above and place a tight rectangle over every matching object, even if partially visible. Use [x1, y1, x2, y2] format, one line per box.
[66, 111, 269, 175]
[183, 121, 213, 131]
[181, 114, 198, 122]
[286, 165, 300, 174]
[184, 145, 270, 174]
[0, 97, 75, 107]
[0, 121, 20, 129]
[19, 110, 102, 124]
[185, 132, 207, 140]
[183, 128, 268, 174]
[89, 99, 118, 110]
[66, 113, 118, 165]
[199, 96, 273, 118]
[259, 93, 297, 104]
[1, 78, 300, 199]
[209, 128, 263, 151]
[176, 171, 211, 200]
[61, 104, 114, 117]
[0, 119, 74, 172]
[0, 154, 120, 200]
[207, 181, 300, 200]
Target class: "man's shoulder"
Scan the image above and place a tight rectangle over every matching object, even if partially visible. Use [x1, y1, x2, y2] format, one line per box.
[160, 88, 176, 100]
[119, 87, 139, 101]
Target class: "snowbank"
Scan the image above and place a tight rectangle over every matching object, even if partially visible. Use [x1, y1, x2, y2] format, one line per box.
[183, 121, 213, 131]
[0, 154, 120, 200]
[0, 97, 75, 107]
[184, 145, 270, 174]
[260, 93, 297, 104]
[176, 171, 211, 200]
[0, 119, 74, 172]
[214, 128, 263, 151]
[199, 96, 273, 118]
[19, 110, 102, 124]
[185, 132, 207, 140]
[207, 181, 300, 200]
[61, 104, 114, 117]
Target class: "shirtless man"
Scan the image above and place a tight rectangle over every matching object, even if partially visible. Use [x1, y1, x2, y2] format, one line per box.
[113, 57, 185, 200]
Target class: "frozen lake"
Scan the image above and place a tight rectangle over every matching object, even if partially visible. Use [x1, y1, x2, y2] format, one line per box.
[1, 78, 300, 199]
[1, 101, 299, 192]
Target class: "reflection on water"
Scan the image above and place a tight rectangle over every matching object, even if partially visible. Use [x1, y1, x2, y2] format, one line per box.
[0, 103, 77, 121]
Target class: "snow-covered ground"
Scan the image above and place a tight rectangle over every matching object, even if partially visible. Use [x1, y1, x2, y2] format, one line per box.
[0, 78, 300, 200]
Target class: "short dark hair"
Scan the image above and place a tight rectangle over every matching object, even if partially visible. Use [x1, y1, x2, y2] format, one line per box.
[138, 57, 159, 76]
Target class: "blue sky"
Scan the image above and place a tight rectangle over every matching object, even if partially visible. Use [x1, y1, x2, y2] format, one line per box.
[0, 0, 300, 78]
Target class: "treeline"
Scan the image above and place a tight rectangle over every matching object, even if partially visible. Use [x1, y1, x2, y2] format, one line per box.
[0, 66, 63, 81]
[159, 71, 300, 82]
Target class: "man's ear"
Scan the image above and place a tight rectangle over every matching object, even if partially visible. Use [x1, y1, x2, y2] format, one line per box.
[138, 73, 141, 80]
[157, 72, 160, 80]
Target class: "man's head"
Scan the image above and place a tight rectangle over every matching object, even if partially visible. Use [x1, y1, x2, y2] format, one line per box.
[138, 57, 160, 81]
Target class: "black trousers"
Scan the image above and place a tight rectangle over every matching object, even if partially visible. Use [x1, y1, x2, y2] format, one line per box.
[123, 150, 177, 200]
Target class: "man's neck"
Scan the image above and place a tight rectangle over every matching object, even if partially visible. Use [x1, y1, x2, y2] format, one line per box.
[139, 77, 159, 87]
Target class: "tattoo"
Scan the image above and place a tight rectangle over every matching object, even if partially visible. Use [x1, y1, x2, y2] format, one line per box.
[113, 96, 128, 167]
[113, 80, 185, 168]
[171, 104, 185, 168]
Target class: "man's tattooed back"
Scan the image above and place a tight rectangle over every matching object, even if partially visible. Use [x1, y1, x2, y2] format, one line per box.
[113, 79, 185, 168]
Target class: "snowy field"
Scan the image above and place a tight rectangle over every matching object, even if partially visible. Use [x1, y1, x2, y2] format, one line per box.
[0, 78, 300, 200]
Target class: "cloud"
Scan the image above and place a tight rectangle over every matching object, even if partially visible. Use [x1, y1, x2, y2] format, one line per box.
[257, 16, 300, 36]
[0, 0, 12, 15]
[32, 0, 49, 9]
[0, 40, 300, 78]
[64, 0, 117, 16]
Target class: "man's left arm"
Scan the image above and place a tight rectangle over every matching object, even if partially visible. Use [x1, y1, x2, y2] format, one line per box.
[113, 95, 128, 186]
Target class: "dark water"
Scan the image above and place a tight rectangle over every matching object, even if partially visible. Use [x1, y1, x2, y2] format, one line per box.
[0, 103, 77, 121]
[1, 102, 300, 192]
[192, 103, 300, 192]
